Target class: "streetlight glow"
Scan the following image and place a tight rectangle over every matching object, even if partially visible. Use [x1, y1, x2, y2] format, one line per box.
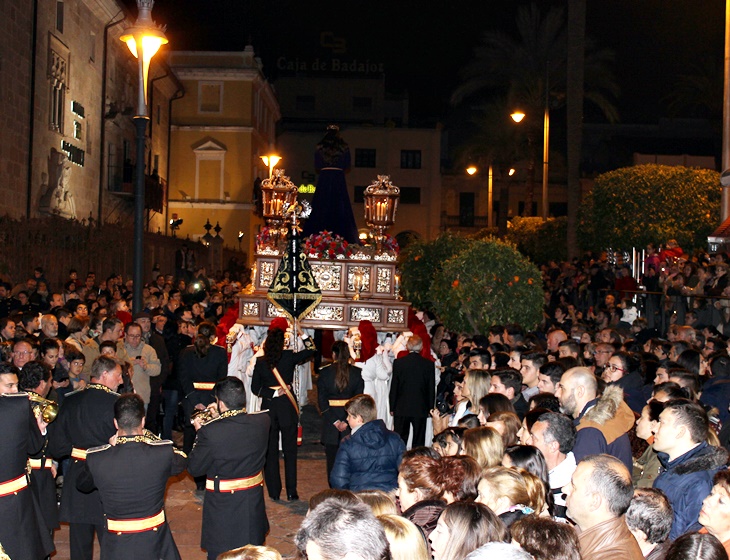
[509, 168, 516, 176]
[511, 111, 526, 123]
[466, 166, 477, 176]
[261, 155, 281, 178]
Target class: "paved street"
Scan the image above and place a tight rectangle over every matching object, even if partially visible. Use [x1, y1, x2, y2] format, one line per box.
[52, 405, 329, 559]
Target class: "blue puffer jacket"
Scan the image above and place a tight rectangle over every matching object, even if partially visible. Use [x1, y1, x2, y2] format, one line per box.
[654, 441, 728, 540]
[329, 419, 406, 492]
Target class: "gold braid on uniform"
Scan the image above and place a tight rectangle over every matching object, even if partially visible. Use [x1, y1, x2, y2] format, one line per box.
[215, 408, 247, 421]
[87, 383, 115, 394]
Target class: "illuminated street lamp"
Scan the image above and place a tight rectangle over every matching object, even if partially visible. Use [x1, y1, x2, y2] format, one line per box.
[511, 100, 549, 221]
[465, 165, 493, 229]
[121, 0, 167, 313]
[260, 155, 281, 179]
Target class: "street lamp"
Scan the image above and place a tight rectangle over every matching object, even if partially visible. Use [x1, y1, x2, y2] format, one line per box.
[121, 0, 167, 313]
[260, 155, 281, 179]
[465, 165, 493, 229]
[511, 100, 549, 221]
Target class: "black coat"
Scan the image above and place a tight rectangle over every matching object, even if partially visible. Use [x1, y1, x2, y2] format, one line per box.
[317, 364, 364, 446]
[178, 345, 228, 414]
[389, 352, 436, 418]
[188, 410, 271, 552]
[47, 383, 118, 525]
[76, 437, 186, 560]
[0, 393, 54, 560]
[251, 342, 316, 402]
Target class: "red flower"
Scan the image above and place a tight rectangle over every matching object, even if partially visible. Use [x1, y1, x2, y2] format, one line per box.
[452, 280, 460, 288]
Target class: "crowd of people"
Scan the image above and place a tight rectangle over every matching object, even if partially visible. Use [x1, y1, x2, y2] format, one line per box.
[4, 242, 730, 560]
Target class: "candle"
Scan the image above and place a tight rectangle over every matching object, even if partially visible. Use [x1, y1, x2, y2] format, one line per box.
[395, 274, 400, 291]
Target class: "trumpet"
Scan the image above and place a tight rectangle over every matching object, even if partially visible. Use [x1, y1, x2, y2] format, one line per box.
[190, 407, 218, 426]
[28, 393, 59, 423]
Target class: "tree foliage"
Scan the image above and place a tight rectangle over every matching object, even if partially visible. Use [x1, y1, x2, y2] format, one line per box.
[429, 238, 544, 333]
[579, 164, 720, 251]
[506, 216, 568, 264]
[399, 232, 474, 311]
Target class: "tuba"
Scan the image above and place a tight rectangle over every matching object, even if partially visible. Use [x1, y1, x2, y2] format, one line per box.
[28, 393, 59, 423]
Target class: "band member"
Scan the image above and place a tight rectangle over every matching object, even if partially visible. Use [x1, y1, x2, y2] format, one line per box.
[251, 318, 315, 501]
[317, 340, 364, 480]
[188, 377, 270, 560]
[179, 322, 228, 457]
[18, 361, 60, 536]
[77, 393, 187, 560]
[0, 363, 54, 560]
[48, 355, 122, 560]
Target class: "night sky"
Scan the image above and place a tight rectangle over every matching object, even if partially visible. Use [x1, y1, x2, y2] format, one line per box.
[133, 0, 725, 124]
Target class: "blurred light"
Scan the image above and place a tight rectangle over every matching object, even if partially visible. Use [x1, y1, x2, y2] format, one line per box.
[466, 166, 477, 176]
[511, 111, 526, 123]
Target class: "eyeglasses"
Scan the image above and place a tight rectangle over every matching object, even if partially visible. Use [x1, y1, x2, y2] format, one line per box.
[606, 363, 625, 373]
[13, 351, 32, 356]
[593, 350, 612, 355]
[126, 334, 142, 339]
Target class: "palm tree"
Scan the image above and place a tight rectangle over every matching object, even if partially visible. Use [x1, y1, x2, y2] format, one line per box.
[452, 3, 618, 226]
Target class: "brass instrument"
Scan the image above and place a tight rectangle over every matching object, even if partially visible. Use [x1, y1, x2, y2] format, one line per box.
[190, 407, 218, 426]
[28, 393, 58, 423]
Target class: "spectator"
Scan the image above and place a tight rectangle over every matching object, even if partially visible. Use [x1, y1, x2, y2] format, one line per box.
[665, 532, 728, 560]
[511, 516, 582, 560]
[699, 470, 730, 556]
[378, 514, 429, 560]
[625, 488, 673, 560]
[476, 466, 546, 525]
[463, 426, 504, 469]
[489, 368, 528, 418]
[429, 502, 509, 560]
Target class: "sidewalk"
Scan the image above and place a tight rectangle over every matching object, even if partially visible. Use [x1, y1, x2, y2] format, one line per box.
[52, 405, 328, 559]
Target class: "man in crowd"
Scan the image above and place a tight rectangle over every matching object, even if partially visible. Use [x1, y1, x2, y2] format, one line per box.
[188, 377, 270, 560]
[0, 362, 54, 559]
[520, 351, 546, 401]
[537, 362, 565, 395]
[652, 398, 728, 539]
[12, 338, 37, 370]
[489, 368, 528, 418]
[133, 311, 170, 433]
[0, 317, 15, 342]
[118, 322, 161, 410]
[295, 496, 390, 560]
[77, 393, 186, 559]
[563, 454, 643, 560]
[555, 367, 634, 471]
[625, 488, 674, 560]
[39, 313, 59, 341]
[468, 348, 492, 370]
[390, 335, 435, 448]
[48, 356, 121, 560]
[528, 411, 577, 521]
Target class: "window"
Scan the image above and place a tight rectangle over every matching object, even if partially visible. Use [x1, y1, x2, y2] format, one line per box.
[353, 96, 372, 111]
[153, 154, 160, 174]
[199, 82, 222, 113]
[74, 120, 83, 140]
[354, 148, 376, 168]
[400, 150, 422, 169]
[295, 95, 315, 111]
[56, 1, 64, 33]
[49, 50, 67, 133]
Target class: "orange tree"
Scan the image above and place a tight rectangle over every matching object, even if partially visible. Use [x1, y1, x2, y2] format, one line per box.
[429, 238, 543, 333]
[579, 164, 720, 250]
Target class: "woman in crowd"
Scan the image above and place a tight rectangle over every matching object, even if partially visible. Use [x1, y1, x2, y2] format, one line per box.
[502, 445, 553, 514]
[378, 515, 429, 560]
[396, 455, 446, 554]
[510, 516, 582, 560]
[357, 490, 398, 516]
[463, 427, 504, 469]
[433, 427, 466, 457]
[463, 369, 491, 415]
[476, 393, 515, 426]
[665, 532, 728, 560]
[602, 351, 646, 413]
[439, 455, 480, 503]
[429, 502, 509, 560]
[476, 466, 546, 525]
[634, 400, 664, 488]
[485, 411, 521, 448]
[699, 470, 730, 556]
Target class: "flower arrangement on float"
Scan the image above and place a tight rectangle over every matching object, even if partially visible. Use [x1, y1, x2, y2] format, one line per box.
[304, 231, 354, 259]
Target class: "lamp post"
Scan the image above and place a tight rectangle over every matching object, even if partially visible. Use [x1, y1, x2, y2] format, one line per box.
[466, 165, 493, 229]
[512, 93, 550, 221]
[121, 0, 167, 313]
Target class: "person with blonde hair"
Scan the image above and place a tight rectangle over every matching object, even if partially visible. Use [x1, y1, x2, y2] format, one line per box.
[485, 411, 521, 448]
[378, 514, 429, 560]
[463, 426, 504, 469]
[463, 369, 491, 411]
[216, 545, 282, 560]
[429, 502, 509, 560]
[357, 489, 398, 516]
[476, 467, 546, 526]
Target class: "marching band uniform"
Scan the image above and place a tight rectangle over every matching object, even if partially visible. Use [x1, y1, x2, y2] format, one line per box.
[188, 408, 270, 560]
[27, 392, 59, 533]
[0, 392, 54, 560]
[48, 383, 119, 560]
[77, 434, 187, 560]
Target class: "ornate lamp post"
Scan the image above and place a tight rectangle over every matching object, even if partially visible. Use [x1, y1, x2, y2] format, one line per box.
[121, 0, 167, 313]
[363, 175, 400, 253]
[260, 169, 299, 244]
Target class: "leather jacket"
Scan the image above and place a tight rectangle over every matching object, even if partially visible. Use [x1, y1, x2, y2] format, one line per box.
[577, 516, 644, 560]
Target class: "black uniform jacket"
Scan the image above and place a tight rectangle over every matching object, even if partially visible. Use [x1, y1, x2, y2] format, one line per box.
[77, 436, 187, 560]
[251, 339, 316, 402]
[28, 390, 59, 531]
[389, 352, 436, 418]
[317, 364, 364, 446]
[0, 393, 54, 560]
[178, 345, 228, 413]
[47, 383, 118, 524]
[187, 409, 271, 552]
